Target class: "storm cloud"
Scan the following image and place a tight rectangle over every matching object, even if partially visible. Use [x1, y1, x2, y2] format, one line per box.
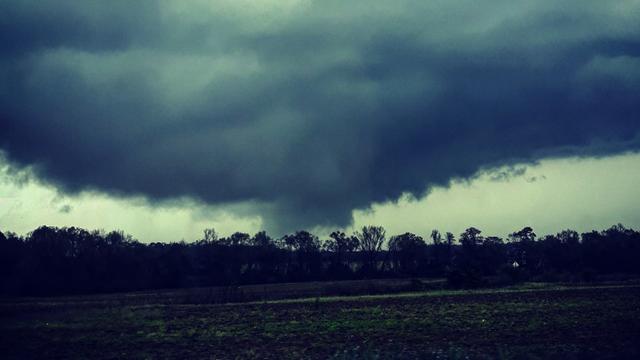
[1, 0, 640, 233]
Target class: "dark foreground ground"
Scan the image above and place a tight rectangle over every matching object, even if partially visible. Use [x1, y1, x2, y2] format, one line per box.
[1, 283, 639, 359]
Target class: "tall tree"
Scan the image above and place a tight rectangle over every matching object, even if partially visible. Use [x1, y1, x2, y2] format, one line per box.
[460, 227, 483, 247]
[324, 231, 359, 279]
[325, 231, 359, 262]
[281, 231, 322, 280]
[202, 228, 219, 243]
[389, 233, 426, 275]
[509, 227, 538, 268]
[431, 230, 442, 245]
[509, 226, 536, 243]
[355, 226, 386, 275]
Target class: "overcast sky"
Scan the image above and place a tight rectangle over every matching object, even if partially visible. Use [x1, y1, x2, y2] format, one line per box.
[1, 1, 640, 241]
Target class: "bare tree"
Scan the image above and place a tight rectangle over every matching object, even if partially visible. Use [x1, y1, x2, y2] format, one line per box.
[355, 225, 386, 274]
[202, 228, 218, 243]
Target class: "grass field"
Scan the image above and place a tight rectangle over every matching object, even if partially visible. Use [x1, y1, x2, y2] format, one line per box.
[1, 282, 640, 359]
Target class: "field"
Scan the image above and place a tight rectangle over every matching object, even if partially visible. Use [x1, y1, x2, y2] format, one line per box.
[1, 282, 640, 359]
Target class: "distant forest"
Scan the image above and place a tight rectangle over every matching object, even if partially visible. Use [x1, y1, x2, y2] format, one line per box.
[1, 224, 639, 296]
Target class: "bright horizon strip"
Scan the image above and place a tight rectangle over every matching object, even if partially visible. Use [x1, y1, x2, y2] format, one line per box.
[1, 152, 639, 243]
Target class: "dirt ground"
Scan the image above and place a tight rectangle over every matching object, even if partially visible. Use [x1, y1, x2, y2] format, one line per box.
[1, 284, 639, 359]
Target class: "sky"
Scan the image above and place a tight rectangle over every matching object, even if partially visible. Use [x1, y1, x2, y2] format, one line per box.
[1, 0, 640, 242]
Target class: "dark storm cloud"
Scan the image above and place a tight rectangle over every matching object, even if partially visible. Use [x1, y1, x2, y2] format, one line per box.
[1, 0, 640, 233]
[58, 204, 72, 214]
[488, 166, 527, 182]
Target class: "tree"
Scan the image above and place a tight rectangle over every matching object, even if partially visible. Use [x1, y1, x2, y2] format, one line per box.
[281, 231, 322, 280]
[445, 232, 455, 246]
[388, 233, 426, 275]
[448, 228, 485, 287]
[479, 236, 506, 275]
[202, 228, 218, 243]
[557, 229, 579, 245]
[484, 236, 503, 246]
[460, 227, 483, 247]
[250, 231, 273, 248]
[226, 232, 251, 246]
[556, 229, 581, 272]
[3, 222, 640, 296]
[509, 226, 536, 243]
[430, 230, 451, 275]
[281, 231, 320, 252]
[324, 231, 359, 262]
[0, 230, 23, 295]
[245, 231, 283, 282]
[324, 231, 359, 279]
[430, 230, 442, 245]
[508, 227, 538, 269]
[355, 226, 386, 275]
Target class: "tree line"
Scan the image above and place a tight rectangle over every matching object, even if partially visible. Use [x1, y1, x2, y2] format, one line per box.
[1, 224, 639, 296]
